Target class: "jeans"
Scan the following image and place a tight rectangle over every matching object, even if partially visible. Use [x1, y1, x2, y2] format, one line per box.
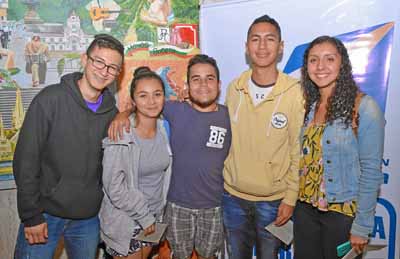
[222, 191, 282, 259]
[14, 213, 100, 259]
[293, 202, 362, 259]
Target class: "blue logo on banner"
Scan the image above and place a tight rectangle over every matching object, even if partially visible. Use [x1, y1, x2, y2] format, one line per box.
[372, 161, 397, 259]
[283, 22, 394, 113]
[375, 197, 396, 259]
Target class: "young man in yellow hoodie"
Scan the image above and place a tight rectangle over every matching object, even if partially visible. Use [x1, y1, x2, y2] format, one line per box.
[222, 14, 304, 259]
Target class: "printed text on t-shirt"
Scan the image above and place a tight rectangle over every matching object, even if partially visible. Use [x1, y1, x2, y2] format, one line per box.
[206, 125, 227, 149]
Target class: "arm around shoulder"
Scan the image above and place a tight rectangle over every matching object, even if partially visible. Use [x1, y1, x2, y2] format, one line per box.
[108, 109, 133, 141]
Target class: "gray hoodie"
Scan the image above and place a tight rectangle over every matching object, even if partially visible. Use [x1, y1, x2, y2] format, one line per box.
[99, 115, 172, 256]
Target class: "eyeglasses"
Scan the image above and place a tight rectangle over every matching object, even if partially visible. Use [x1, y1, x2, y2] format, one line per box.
[87, 55, 121, 76]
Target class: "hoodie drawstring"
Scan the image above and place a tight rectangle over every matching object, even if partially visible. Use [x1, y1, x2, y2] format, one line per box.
[233, 90, 243, 123]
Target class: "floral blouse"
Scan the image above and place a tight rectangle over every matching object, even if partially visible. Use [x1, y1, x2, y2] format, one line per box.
[298, 124, 357, 217]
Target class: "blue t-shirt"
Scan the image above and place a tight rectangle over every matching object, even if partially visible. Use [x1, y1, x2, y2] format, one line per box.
[164, 101, 231, 209]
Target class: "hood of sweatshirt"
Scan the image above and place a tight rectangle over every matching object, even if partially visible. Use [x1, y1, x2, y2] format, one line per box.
[61, 72, 116, 114]
[234, 69, 299, 97]
[231, 69, 300, 123]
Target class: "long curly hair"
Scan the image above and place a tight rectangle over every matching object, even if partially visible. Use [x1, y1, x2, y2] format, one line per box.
[301, 36, 360, 126]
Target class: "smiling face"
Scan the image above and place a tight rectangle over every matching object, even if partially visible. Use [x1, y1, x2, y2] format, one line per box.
[246, 22, 283, 69]
[81, 46, 122, 93]
[132, 78, 165, 119]
[307, 42, 342, 90]
[188, 63, 220, 110]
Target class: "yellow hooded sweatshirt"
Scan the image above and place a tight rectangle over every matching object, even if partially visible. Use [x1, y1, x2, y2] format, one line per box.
[223, 69, 304, 206]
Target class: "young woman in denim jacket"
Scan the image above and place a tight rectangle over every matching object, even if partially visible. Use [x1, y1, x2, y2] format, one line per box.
[293, 36, 385, 259]
[100, 67, 172, 259]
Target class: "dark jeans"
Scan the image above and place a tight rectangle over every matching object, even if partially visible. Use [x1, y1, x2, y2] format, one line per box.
[14, 213, 99, 259]
[293, 202, 362, 259]
[222, 191, 282, 259]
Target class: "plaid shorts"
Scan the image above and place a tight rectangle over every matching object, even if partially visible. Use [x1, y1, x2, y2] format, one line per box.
[165, 202, 223, 259]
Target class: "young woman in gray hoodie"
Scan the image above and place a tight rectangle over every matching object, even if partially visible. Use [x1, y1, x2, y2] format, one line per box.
[99, 67, 172, 259]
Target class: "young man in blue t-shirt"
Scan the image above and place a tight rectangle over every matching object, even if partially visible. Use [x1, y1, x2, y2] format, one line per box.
[109, 54, 231, 259]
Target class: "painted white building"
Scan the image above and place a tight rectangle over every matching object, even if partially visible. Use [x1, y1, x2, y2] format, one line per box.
[26, 11, 94, 52]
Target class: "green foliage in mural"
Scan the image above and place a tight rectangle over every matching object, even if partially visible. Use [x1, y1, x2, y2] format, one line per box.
[75, 8, 98, 35]
[172, 0, 199, 24]
[112, 0, 199, 43]
[36, 0, 64, 23]
[57, 58, 66, 77]
[7, 68, 21, 76]
[0, 68, 20, 89]
[8, 0, 27, 21]
[57, 53, 81, 77]
[136, 20, 157, 42]
[111, 0, 147, 40]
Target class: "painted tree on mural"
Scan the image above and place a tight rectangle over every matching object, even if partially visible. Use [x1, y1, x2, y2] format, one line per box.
[111, 0, 147, 41]
[112, 0, 199, 43]
[173, 0, 198, 23]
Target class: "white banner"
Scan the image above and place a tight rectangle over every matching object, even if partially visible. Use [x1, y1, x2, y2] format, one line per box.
[201, 1, 400, 258]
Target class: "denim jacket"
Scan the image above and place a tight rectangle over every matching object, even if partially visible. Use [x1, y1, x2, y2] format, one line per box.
[302, 95, 385, 238]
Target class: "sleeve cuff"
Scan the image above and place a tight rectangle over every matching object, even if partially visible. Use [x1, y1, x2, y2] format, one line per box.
[23, 214, 45, 227]
[350, 222, 371, 238]
[283, 189, 299, 207]
[137, 214, 156, 230]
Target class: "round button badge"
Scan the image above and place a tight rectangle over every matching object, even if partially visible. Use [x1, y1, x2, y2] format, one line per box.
[271, 112, 288, 129]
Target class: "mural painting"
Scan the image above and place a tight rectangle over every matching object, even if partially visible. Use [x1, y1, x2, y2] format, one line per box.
[0, 0, 200, 188]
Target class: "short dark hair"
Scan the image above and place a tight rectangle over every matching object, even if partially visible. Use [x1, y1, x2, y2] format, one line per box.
[130, 66, 165, 99]
[86, 34, 124, 62]
[247, 14, 281, 41]
[187, 54, 220, 83]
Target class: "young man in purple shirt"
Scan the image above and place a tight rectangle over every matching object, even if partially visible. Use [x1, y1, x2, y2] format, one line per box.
[13, 34, 123, 259]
